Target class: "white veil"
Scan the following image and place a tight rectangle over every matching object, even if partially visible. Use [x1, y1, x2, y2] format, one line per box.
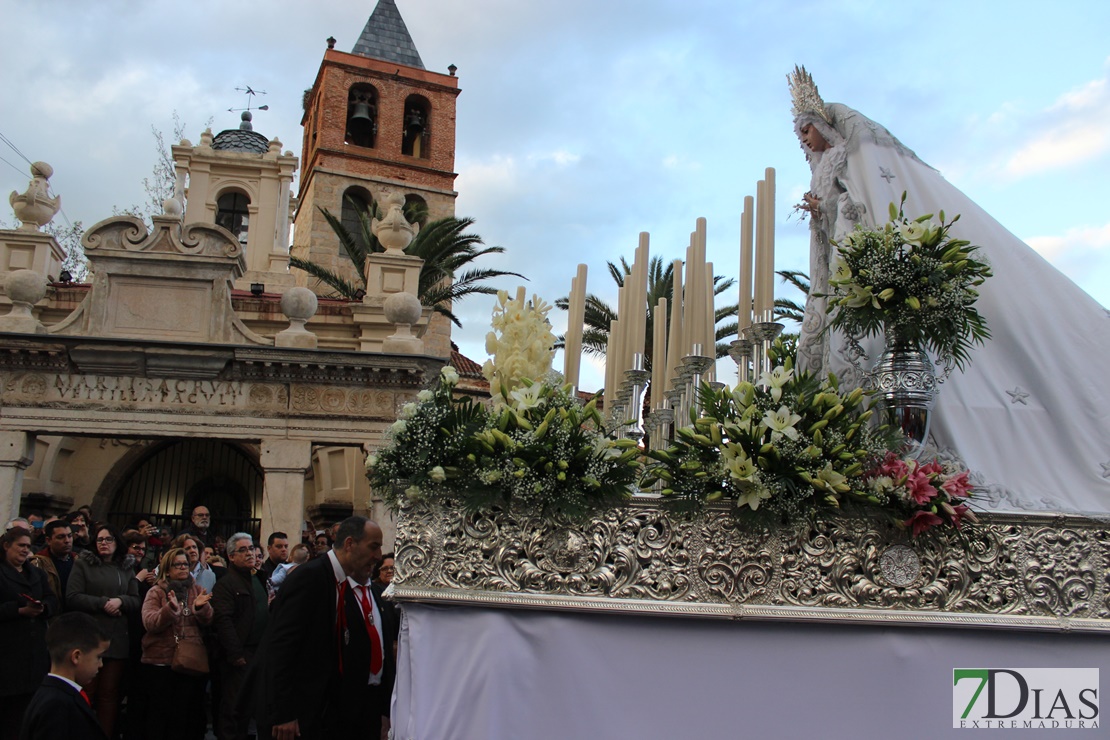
[795, 102, 1110, 517]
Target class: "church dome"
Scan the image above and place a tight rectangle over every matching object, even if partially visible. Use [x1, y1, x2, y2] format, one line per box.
[211, 111, 269, 154]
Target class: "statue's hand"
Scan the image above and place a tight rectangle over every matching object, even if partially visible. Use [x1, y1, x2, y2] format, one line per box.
[802, 192, 821, 214]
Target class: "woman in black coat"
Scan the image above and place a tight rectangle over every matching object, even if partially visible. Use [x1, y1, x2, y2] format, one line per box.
[66, 523, 142, 739]
[0, 527, 58, 740]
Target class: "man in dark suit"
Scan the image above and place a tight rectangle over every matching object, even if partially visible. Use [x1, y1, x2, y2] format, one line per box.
[20, 612, 110, 740]
[253, 516, 396, 740]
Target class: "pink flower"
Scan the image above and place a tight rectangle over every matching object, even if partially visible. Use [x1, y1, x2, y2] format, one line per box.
[918, 459, 943, 478]
[941, 502, 978, 530]
[876, 452, 909, 482]
[905, 510, 944, 537]
[906, 470, 938, 505]
[941, 471, 972, 499]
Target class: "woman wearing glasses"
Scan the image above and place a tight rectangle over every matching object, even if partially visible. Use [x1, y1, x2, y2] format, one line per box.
[140, 547, 213, 740]
[66, 523, 142, 738]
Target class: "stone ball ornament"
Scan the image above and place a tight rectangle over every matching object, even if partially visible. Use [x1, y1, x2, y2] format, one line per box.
[384, 291, 422, 325]
[6, 269, 48, 306]
[281, 286, 319, 321]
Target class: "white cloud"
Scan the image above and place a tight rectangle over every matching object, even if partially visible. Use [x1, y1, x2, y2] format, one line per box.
[1004, 75, 1110, 176]
[1026, 222, 1110, 261]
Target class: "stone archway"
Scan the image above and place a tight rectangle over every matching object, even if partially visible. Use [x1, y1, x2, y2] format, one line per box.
[104, 439, 263, 538]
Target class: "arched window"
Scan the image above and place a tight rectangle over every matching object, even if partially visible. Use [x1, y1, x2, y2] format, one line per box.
[346, 85, 378, 149]
[401, 95, 431, 159]
[215, 191, 250, 245]
[341, 186, 374, 257]
[404, 194, 429, 227]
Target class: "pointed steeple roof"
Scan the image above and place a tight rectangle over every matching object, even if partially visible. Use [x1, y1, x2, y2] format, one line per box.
[351, 0, 425, 70]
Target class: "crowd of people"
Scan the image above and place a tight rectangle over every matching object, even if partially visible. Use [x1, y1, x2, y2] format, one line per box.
[1, 507, 397, 740]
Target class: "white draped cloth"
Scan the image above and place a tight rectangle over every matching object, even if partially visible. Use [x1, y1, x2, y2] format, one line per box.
[794, 103, 1110, 516]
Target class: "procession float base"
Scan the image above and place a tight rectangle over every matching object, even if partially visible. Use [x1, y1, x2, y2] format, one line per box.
[392, 500, 1110, 632]
[389, 503, 1108, 739]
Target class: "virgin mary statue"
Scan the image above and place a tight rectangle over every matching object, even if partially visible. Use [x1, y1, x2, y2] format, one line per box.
[788, 67, 1110, 517]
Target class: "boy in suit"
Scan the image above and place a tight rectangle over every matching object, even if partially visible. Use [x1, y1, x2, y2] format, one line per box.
[20, 612, 110, 740]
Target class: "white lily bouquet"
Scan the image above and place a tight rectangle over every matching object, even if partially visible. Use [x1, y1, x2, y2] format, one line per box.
[640, 341, 974, 533]
[826, 194, 992, 369]
[368, 290, 638, 519]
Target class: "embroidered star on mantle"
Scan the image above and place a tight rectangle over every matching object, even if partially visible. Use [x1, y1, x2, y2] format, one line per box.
[1101, 461, 1110, 479]
[879, 167, 896, 183]
[1005, 387, 1030, 405]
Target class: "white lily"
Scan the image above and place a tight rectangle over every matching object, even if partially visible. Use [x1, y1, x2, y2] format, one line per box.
[756, 366, 793, 402]
[814, 463, 847, 492]
[509, 382, 544, 412]
[736, 486, 772, 511]
[762, 405, 801, 442]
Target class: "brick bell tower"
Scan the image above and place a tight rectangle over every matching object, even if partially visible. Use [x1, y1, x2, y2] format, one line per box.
[291, 0, 460, 307]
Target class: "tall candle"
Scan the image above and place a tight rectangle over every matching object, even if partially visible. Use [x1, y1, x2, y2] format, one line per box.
[665, 259, 684, 389]
[705, 262, 715, 381]
[564, 264, 588, 388]
[685, 241, 700, 356]
[739, 196, 754, 332]
[606, 318, 620, 400]
[754, 180, 767, 316]
[632, 233, 650, 359]
[651, 297, 667, 409]
[764, 167, 776, 321]
[696, 218, 710, 355]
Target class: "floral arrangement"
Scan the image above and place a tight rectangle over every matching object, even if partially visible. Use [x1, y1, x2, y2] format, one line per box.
[639, 341, 975, 534]
[482, 289, 556, 406]
[367, 291, 638, 519]
[826, 195, 992, 370]
[864, 453, 977, 536]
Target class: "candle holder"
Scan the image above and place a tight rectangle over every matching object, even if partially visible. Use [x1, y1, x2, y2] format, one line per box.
[680, 344, 715, 419]
[728, 337, 755, 384]
[747, 315, 784, 383]
[663, 387, 686, 436]
[622, 353, 651, 443]
[648, 405, 674, 454]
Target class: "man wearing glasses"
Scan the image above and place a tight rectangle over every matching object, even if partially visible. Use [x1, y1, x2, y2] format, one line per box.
[212, 533, 270, 740]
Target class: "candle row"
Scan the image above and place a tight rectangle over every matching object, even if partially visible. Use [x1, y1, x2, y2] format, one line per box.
[561, 166, 776, 406]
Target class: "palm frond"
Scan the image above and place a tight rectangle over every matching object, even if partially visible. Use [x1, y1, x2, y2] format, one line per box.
[288, 257, 362, 299]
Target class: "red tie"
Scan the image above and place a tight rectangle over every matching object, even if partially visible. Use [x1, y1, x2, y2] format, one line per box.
[79, 689, 91, 706]
[356, 585, 384, 676]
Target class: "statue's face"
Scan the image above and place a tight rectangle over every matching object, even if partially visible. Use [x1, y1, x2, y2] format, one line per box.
[800, 124, 830, 153]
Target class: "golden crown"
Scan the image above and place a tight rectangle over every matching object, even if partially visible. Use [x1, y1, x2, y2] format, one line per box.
[788, 65, 829, 123]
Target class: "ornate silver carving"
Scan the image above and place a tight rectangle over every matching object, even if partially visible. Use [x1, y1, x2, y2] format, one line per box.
[392, 501, 1110, 633]
[879, 545, 920, 587]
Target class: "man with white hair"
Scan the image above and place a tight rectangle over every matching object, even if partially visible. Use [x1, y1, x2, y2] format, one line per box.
[211, 532, 270, 740]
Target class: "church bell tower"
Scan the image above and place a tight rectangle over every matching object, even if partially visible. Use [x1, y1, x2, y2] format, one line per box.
[291, 0, 460, 294]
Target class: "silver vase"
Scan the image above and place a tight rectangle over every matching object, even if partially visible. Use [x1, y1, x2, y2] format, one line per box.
[868, 338, 936, 459]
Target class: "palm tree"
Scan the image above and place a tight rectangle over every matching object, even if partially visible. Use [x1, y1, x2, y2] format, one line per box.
[556, 256, 738, 370]
[289, 196, 524, 328]
[774, 269, 809, 325]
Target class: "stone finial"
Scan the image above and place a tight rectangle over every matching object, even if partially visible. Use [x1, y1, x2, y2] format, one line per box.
[382, 291, 424, 354]
[0, 269, 47, 334]
[200, 128, 214, 148]
[9, 162, 61, 231]
[371, 190, 417, 254]
[162, 197, 184, 218]
[274, 287, 319, 348]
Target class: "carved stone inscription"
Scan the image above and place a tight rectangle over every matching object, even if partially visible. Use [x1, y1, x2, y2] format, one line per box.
[0, 372, 396, 419]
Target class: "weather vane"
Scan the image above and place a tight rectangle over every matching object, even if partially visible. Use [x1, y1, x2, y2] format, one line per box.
[228, 86, 269, 113]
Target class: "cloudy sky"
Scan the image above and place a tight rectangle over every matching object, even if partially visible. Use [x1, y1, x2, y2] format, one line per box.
[3, 0, 1108, 391]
